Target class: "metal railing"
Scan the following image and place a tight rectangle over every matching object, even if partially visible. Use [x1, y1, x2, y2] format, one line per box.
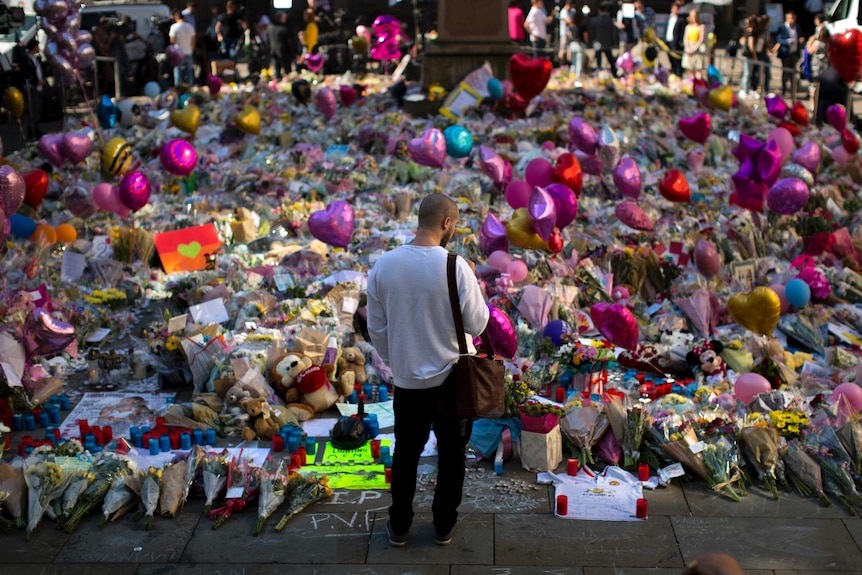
[92, 56, 121, 101]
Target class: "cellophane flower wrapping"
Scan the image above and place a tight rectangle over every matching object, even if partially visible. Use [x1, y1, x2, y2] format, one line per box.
[61, 453, 136, 533]
[140, 467, 162, 530]
[739, 425, 783, 499]
[24, 458, 69, 539]
[804, 421, 862, 511]
[254, 462, 288, 535]
[100, 472, 137, 526]
[209, 452, 260, 530]
[0, 462, 27, 528]
[158, 460, 189, 518]
[274, 473, 332, 532]
[559, 399, 608, 465]
[202, 451, 229, 513]
[60, 470, 94, 522]
[782, 440, 830, 505]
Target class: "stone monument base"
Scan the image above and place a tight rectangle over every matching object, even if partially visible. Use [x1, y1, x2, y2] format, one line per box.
[420, 41, 519, 92]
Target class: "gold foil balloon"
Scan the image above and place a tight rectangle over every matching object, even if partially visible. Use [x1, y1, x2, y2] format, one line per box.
[727, 287, 781, 336]
[505, 208, 548, 250]
[170, 103, 200, 135]
[4, 87, 24, 119]
[708, 85, 734, 112]
[101, 137, 134, 176]
[235, 105, 261, 135]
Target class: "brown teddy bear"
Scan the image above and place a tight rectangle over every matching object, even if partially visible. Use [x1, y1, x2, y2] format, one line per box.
[337, 347, 367, 386]
[271, 353, 354, 421]
[240, 397, 281, 441]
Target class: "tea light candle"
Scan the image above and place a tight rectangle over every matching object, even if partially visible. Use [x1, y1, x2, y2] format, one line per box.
[271, 434, 283, 452]
[13, 413, 23, 431]
[555, 386, 566, 403]
[24, 414, 36, 431]
[384, 467, 392, 483]
[103, 426, 113, 443]
[180, 432, 192, 450]
[556, 494, 568, 515]
[148, 438, 160, 455]
[205, 428, 216, 446]
[305, 438, 316, 455]
[370, 439, 381, 459]
[636, 498, 648, 519]
[59, 394, 70, 411]
[378, 386, 389, 402]
[296, 447, 307, 466]
[567, 458, 579, 476]
[160, 435, 171, 452]
[193, 429, 203, 446]
[638, 463, 650, 482]
[290, 454, 302, 468]
[287, 434, 300, 453]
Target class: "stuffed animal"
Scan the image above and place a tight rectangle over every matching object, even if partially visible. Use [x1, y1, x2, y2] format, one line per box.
[337, 347, 367, 386]
[687, 340, 727, 380]
[271, 353, 354, 421]
[217, 373, 272, 411]
[241, 397, 280, 441]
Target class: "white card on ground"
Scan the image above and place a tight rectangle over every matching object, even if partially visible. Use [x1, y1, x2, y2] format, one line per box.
[85, 327, 112, 343]
[61, 251, 87, 282]
[167, 314, 188, 333]
[302, 418, 340, 438]
[189, 298, 230, 325]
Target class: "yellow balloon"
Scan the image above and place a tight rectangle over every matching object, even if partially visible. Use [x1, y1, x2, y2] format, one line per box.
[727, 287, 781, 336]
[55, 223, 77, 244]
[236, 105, 261, 135]
[643, 28, 656, 44]
[708, 85, 734, 112]
[4, 87, 24, 119]
[505, 208, 549, 251]
[170, 103, 200, 135]
[31, 223, 57, 245]
[101, 137, 134, 176]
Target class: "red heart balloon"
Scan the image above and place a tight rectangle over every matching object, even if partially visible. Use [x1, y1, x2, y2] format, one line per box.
[507, 92, 530, 115]
[777, 120, 802, 137]
[789, 101, 809, 127]
[829, 30, 862, 83]
[23, 169, 49, 209]
[551, 153, 583, 195]
[659, 169, 690, 203]
[509, 53, 552, 100]
[842, 128, 860, 154]
[678, 113, 711, 144]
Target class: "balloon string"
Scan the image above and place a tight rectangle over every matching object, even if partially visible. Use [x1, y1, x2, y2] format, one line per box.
[75, 72, 105, 146]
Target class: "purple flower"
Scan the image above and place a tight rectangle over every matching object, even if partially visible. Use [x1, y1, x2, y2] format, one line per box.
[796, 267, 831, 300]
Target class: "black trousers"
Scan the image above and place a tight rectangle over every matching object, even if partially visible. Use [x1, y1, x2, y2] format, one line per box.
[389, 381, 472, 535]
[594, 48, 616, 75]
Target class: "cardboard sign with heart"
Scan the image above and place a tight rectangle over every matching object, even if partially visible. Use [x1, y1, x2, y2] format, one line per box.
[154, 224, 221, 273]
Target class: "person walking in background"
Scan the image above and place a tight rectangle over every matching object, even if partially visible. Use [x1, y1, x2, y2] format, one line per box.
[682, 9, 705, 79]
[558, 0, 576, 66]
[665, 3, 685, 77]
[568, 6, 587, 78]
[738, 15, 755, 97]
[773, 11, 803, 97]
[216, 0, 242, 59]
[169, 9, 195, 86]
[508, 1, 526, 45]
[366, 194, 489, 549]
[19, 39, 43, 138]
[587, 2, 618, 75]
[268, 11, 293, 79]
[756, 15, 772, 95]
[524, 0, 551, 58]
[806, 19, 828, 106]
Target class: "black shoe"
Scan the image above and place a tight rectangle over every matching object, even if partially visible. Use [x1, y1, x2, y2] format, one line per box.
[434, 525, 454, 546]
[386, 520, 407, 547]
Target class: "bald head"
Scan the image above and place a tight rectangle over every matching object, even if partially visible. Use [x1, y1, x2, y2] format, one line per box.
[416, 194, 459, 247]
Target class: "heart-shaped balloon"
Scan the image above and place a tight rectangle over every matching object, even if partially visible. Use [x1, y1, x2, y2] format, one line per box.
[92, 182, 129, 217]
[615, 201, 653, 231]
[61, 130, 92, 165]
[678, 113, 711, 144]
[23, 308, 76, 358]
[23, 169, 49, 209]
[339, 84, 357, 107]
[506, 207, 548, 250]
[236, 105, 261, 135]
[777, 120, 802, 138]
[206, 73, 222, 96]
[790, 101, 809, 126]
[767, 177, 810, 215]
[757, 139, 783, 186]
[693, 239, 720, 278]
[792, 141, 821, 173]
[314, 87, 337, 120]
[480, 212, 509, 256]
[827, 104, 847, 131]
[727, 287, 781, 336]
[659, 169, 690, 202]
[96, 94, 117, 129]
[308, 200, 354, 248]
[478, 146, 511, 190]
[407, 128, 446, 169]
[544, 183, 578, 229]
[0, 165, 25, 216]
[64, 182, 97, 219]
[612, 156, 641, 199]
[687, 148, 707, 175]
[38, 133, 65, 167]
[573, 150, 603, 176]
[170, 103, 200, 135]
[160, 139, 197, 177]
[306, 53, 325, 73]
[486, 304, 518, 359]
[508, 53, 552, 100]
[764, 94, 788, 119]
[590, 302, 639, 350]
[118, 171, 152, 212]
[597, 125, 620, 170]
[829, 29, 862, 83]
[732, 133, 765, 163]
[528, 186, 557, 241]
[568, 117, 597, 155]
[708, 85, 733, 111]
[841, 128, 860, 154]
[551, 152, 583, 195]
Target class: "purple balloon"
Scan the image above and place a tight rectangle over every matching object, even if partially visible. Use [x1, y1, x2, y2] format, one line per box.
[827, 104, 847, 131]
[160, 139, 197, 177]
[480, 212, 509, 256]
[615, 201, 653, 231]
[757, 139, 783, 186]
[308, 200, 354, 248]
[407, 128, 446, 169]
[568, 117, 597, 155]
[792, 141, 821, 173]
[656, 67, 670, 85]
[0, 165, 25, 216]
[732, 157, 768, 207]
[544, 183, 578, 229]
[732, 134, 765, 163]
[166, 45, 184, 68]
[486, 304, 518, 359]
[612, 156, 642, 199]
[314, 86, 337, 120]
[306, 53, 325, 72]
[118, 171, 152, 212]
[61, 130, 92, 165]
[63, 182, 97, 218]
[573, 150, 603, 176]
[767, 177, 810, 215]
[75, 43, 95, 70]
[528, 186, 557, 241]
[38, 133, 65, 167]
[525, 158, 553, 188]
[765, 94, 788, 119]
[76, 30, 92, 45]
[23, 308, 76, 358]
[542, 319, 572, 346]
[478, 145, 511, 189]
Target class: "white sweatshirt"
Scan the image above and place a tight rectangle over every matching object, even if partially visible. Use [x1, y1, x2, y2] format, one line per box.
[366, 245, 490, 389]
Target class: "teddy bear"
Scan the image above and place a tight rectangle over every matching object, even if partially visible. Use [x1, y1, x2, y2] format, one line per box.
[240, 397, 281, 441]
[271, 353, 355, 421]
[337, 347, 367, 386]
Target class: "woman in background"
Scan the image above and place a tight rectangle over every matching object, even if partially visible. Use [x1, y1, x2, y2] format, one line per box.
[508, 1, 526, 45]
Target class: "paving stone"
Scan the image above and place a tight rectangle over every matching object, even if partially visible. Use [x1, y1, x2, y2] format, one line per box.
[681, 481, 848, 518]
[366, 511, 493, 565]
[641, 482, 690, 516]
[0, 522, 71, 563]
[415, 466, 553, 515]
[775, 572, 862, 575]
[1, 565, 138, 575]
[453, 567, 583, 575]
[583, 570, 772, 575]
[54, 501, 202, 564]
[672, 517, 862, 570]
[136, 566, 261, 575]
[842, 519, 862, 552]
[181, 509, 369, 564]
[261, 566, 449, 575]
[495, 514, 683, 568]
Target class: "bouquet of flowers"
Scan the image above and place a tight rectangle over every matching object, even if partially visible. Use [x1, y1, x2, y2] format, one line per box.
[61, 454, 136, 533]
[783, 441, 830, 505]
[519, 399, 565, 434]
[838, 416, 862, 475]
[504, 374, 538, 418]
[274, 473, 332, 532]
[24, 458, 69, 539]
[607, 398, 651, 469]
[158, 460, 189, 519]
[254, 462, 288, 536]
[804, 423, 862, 512]
[559, 398, 608, 465]
[202, 451, 229, 513]
[650, 413, 710, 481]
[700, 435, 747, 502]
[58, 469, 94, 523]
[209, 453, 260, 530]
[99, 473, 137, 526]
[0, 462, 27, 528]
[138, 467, 162, 530]
[739, 424, 783, 499]
[768, 409, 809, 440]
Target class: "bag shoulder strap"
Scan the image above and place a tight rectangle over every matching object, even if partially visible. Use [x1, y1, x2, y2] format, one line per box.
[447, 253, 493, 356]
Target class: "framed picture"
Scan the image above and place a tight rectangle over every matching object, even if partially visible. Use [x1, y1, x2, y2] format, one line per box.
[440, 82, 483, 121]
[731, 259, 757, 289]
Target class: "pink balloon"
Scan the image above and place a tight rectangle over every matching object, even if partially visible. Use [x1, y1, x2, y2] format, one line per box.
[160, 139, 197, 177]
[573, 150, 603, 176]
[525, 158, 553, 188]
[118, 171, 152, 212]
[0, 165, 25, 216]
[61, 130, 92, 165]
[616, 51, 635, 73]
[307, 200, 354, 248]
[615, 201, 653, 231]
[486, 304, 518, 359]
[528, 186, 557, 241]
[757, 139, 783, 186]
[38, 133, 65, 167]
[92, 182, 129, 217]
[767, 127, 794, 160]
[568, 117, 598, 155]
[590, 302, 639, 350]
[407, 128, 446, 169]
[792, 141, 821, 173]
[314, 86, 337, 120]
[305, 53, 325, 72]
[612, 156, 641, 199]
[734, 372, 772, 403]
[505, 179, 531, 209]
[480, 212, 509, 256]
[833, 145, 851, 167]
[478, 145, 511, 190]
[544, 183, 578, 229]
[833, 382, 862, 416]
[488, 250, 513, 272]
[770, 284, 790, 314]
[339, 85, 357, 107]
[827, 104, 847, 131]
[370, 15, 402, 61]
[693, 239, 720, 278]
[767, 177, 810, 215]
[506, 260, 528, 282]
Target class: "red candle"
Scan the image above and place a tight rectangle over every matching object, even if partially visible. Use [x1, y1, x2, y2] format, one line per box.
[385, 467, 392, 483]
[556, 494, 568, 515]
[272, 434, 284, 452]
[102, 425, 113, 443]
[567, 458, 579, 476]
[170, 433, 180, 450]
[77, 419, 90, 436]
[555, 387, 566, 403]
[156, 416, 166, 428]
[291, 454, 302, 468]
[370, 439, 381, 459]
[93, 430, 104, 445]
[296, 446, 307, 466]
[638, 463, 650, 482]
[636, 498, 648, 519]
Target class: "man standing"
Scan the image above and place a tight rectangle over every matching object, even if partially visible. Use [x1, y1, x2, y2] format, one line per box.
[367, 194, 489, 548]
[665, 3, 685, 77]
[524, 0, 551, 58]
[216, 0, 242, 58]
[268, 11, 293, 79]
[169, 10, 195, 86]
[181, 1, 196, 29]
[587, 2, 618, 75]
[773, 11, 803, 96]
[18, 39, 43, 138]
